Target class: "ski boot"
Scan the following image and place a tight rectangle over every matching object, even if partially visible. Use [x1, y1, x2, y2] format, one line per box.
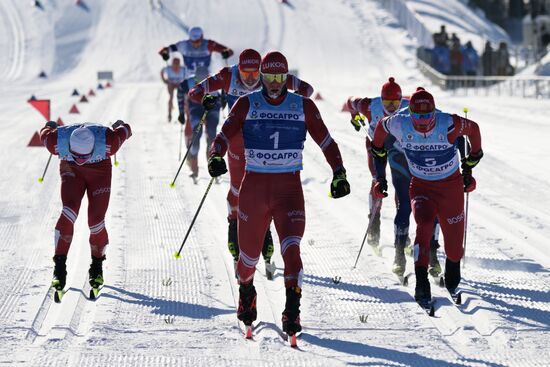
[366, 211, 381, 248]
[414, 266, 434, 315]
[88, 256, 105, 300]
[392, 235, 407, 278]
[228, 219, 239, 278]
[51, 255, 67, 303]
[262, 229, 275, 280]
[282, 286, 302, 335]
[428, 238, 442, 278]
[444, 258, 462, 304]
[237, 283, 257, 328]
[188, 156, 199, 184]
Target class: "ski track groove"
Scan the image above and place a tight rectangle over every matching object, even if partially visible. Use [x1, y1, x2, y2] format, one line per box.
[0, 0, 24, 81]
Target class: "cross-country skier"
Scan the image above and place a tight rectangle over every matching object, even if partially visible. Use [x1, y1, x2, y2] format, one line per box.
[177, 66, 222, 182]
[190, 48, 314, 273]
[371, 87, 483, 305]
[347, 78, 442, 278]
[40, 120, 132, 299]
[207, 51, 350, 337]
[160, 57, 186, 122]
[158, 26, 233, 73]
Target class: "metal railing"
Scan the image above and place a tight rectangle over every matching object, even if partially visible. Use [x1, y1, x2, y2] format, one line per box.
[416, 57, 550, 98]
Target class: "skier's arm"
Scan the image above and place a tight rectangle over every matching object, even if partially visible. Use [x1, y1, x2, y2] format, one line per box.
[286, 75, 314, 97]
[371, 116, 391, 179]
[39, 126, 59, 155]
[209, 97, 248, 158]
[106, 122, 132, 156]
[207, 40, 233, 58]
[303, 98, 344, 172]
[160, 68, 168, 84]
[188, 67, 231, 104]
[449, 114, 482, 156]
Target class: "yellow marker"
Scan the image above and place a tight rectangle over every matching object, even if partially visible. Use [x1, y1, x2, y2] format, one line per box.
[463, 107, 469, 113]
[169, 182, 175, 188]
[114, 161, 120, 167]
[173, 251, 181, 259]
[38, 177, 43, 183]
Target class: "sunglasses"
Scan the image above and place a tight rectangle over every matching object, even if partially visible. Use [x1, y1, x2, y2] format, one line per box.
[382, 99, 401, 107]
[409, 109, 434, 120]
[261, 73, 287, 83]
[240, 70, 260, 79]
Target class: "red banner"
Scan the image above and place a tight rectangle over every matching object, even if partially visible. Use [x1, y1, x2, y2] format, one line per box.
[28, 99, 51, 121]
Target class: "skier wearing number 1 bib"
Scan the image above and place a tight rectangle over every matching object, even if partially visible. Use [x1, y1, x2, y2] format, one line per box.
[207, 51, 350, 338]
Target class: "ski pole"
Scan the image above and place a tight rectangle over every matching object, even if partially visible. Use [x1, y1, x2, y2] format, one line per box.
[463, 107, 469, 268]
[173, 177, 215, 258]
[353, 197, 383, 268]
[220, 59, 229, 118]
[38, 154, 53, 183]
[169, 110, 209, 187]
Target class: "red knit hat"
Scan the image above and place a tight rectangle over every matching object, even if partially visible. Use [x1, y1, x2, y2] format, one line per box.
[238, 49, 261, 71]
[381, 77, 402, 100]
[260, 51, 288, 74]
[409, 87, 435, 113]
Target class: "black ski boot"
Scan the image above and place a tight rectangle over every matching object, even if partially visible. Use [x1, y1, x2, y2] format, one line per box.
[282, 286, 302, 335]
[392, 235, 407, 276]
[89, 256, 105, 288]
[414, 266, 432, 303]
[444, 258, 461, 293]
[428, 238, 442, 277]
[261, 229, 274, 263]
[51, 255, 67, 290]
[237, 283, 257, 326]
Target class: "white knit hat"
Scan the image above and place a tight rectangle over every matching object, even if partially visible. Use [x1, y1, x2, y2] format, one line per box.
[69, 126, 95, 155]
[189, 26, 203, 41]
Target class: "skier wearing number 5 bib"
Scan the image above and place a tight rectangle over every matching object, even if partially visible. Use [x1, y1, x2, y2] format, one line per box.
[208, 51, 350, 337]
[371, 87, 483, 307]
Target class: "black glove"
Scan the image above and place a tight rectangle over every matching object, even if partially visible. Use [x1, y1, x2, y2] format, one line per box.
[208, 155, 227, 177]
[45, 121, 57, 129]
[202, 94, 218, 111]
[159, 47, 169, 61]
[112, 120, 124, 129]
[178, 114, 186, 125]
[330, 168, 351, 198]
[221, 49, 231, 59]
[461, 149, 483, 170]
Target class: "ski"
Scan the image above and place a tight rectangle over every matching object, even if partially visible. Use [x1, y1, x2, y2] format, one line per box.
[265, 260, 275, 280]
[53, 288, 65, 303]
[448, 289, 463, 305]
[89, 286, 102, 300]
[244, 324, 253, 340]
[417, 298, 436, 317]
[289, 333, 298, 348]
[397, 271, 413, 286]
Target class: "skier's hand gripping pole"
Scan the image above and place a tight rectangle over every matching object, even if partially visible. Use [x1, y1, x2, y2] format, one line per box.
[38, 154, 53, 183]
[173, 177, 216, 258]
[169, 110, 209, 187]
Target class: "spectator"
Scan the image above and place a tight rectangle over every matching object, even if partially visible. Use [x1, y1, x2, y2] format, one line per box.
[495, 41, 513, 76]
[450, 40, 464, 75]
[462, 41, 479, 77]
[432, 44, 451, 74]
[482, 41, 494, 76]
[540, 25, 550, 49]
[450, 33, 461, 48]
[433, 25, 449, 47]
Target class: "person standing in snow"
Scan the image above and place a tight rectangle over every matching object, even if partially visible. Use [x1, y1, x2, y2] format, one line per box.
[346, 78, 442, 278]
[371, 87, 483, 304]
[207, 51, 350, 335]
[158, 26, 233, 74]
[177, 66, 221, 182]
[160, 57, 186, 122]
[189, 48, 314, 272]
[40, 120, 132, 293]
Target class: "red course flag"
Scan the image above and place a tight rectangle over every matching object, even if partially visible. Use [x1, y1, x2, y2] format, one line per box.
[314, 92, 323, 101]
[56, 117, 64, 126]
[69, 104, 80, 114]
[27, 131, 43, 147]
[105, 81, 112, 88]
[28, 99, 51, 120]
[88, 89, 96, 97]
[80, 95, 89, 103]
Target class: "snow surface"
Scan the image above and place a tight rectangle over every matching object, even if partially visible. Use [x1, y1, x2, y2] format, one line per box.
[0, 0, 549, 366]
